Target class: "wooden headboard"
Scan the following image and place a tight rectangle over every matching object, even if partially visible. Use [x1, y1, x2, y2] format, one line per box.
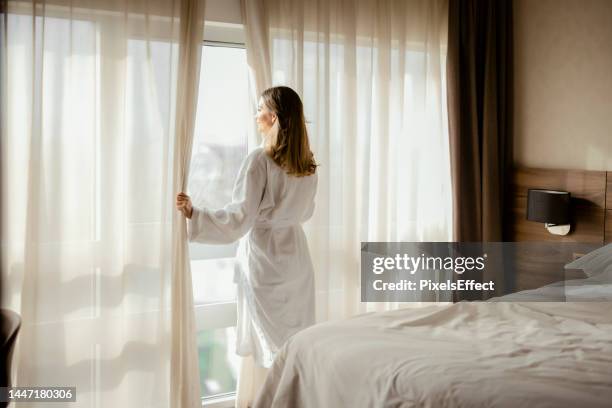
[508, 167, 612, 291]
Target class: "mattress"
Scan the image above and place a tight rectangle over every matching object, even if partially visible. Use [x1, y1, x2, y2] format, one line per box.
[253, 298, 612, 407]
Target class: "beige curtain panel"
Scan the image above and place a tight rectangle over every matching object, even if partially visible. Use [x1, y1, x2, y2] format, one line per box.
[242, 0, 451, 312]
[241, 0, 451, 403]
[1, 0, 205, 406]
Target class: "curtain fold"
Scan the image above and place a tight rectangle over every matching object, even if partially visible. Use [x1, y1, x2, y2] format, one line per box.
[1, 0, 205, 406]
[446, 0, 513, 301]
[446, 0, 514, 243]
[171, 0, 205, 407]
[241, 0, 451, 402]
[240, 0, 272, 104]
[242, 0, 451, 315]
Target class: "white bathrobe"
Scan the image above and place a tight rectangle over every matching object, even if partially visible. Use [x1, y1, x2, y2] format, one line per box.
[187, 147, 317, 368]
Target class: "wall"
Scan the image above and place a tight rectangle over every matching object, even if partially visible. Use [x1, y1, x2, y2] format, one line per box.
[205, 0, 241, 24]
[514, 0, 612, 171]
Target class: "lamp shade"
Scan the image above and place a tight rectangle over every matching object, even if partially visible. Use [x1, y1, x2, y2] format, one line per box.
[526, 189, 570, 225]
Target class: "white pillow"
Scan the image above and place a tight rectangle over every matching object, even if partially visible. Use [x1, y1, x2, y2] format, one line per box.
[592, 263, 612, 283]
[564, 243, 612, 277]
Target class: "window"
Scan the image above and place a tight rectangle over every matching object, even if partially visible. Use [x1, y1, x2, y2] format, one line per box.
[189, 40, 250, 404]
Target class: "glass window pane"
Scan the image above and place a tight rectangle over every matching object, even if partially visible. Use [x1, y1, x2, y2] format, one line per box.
[192, 258, 237, 304]
[197, 327, 240, 398]
[190, 44, 250, 401]
[190, 44, 250, 305]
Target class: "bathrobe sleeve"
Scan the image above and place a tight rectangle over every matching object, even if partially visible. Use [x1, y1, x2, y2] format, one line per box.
[187, 149, 267, 244]
[301, 172, 318, 222]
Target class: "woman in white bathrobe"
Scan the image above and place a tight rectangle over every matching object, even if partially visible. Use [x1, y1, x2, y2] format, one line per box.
[176, 86, 318, 401]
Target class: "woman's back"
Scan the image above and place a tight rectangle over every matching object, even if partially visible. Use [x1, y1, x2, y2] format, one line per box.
[253, 147, 317, 228]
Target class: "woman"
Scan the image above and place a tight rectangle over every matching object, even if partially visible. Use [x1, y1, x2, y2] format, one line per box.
[176, 86, 318, 404]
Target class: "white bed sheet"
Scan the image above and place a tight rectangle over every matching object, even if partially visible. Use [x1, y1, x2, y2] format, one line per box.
[253, 301, 612, 407]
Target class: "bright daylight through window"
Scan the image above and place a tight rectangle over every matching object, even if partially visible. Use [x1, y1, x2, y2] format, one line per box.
[189, 43, 250, 401]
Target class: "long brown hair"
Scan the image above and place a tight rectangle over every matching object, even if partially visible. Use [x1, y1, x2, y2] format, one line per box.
[261, 86, 317, 177]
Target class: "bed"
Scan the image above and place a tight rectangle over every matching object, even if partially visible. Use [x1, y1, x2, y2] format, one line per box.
[253, 167, 612, 407]
[253, 294, 612, 407]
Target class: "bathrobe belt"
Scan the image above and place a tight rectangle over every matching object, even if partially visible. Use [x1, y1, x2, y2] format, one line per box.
[254, 220, 299, 229]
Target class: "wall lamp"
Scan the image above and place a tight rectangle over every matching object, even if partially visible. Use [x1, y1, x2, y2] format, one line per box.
[526, 189, 571, 236]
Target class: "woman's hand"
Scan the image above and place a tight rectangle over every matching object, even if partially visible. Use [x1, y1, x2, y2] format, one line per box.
[176, 192, 193, 219]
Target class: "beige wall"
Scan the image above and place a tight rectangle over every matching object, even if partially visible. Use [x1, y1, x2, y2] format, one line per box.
[205, 0, 242, 23]
[514, 0, 612, 171]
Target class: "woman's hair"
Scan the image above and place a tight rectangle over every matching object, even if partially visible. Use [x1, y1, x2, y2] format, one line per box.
[261, 86, 317, 177]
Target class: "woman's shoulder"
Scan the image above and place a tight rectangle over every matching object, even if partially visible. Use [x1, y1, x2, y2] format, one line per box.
[245, 146, 265, 160]
[241, 147, 267, 174]
[245, 147, 318, 180]
[248, 146, 276, 169]
[244, 146, 264, 163]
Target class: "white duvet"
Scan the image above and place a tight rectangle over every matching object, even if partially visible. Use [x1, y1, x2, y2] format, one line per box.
[253, 301, 612, 407]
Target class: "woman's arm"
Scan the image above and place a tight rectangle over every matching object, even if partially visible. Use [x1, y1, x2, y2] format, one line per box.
[302, 200, 315, 222]
[187, 149, 267, 244]
[301, 173, 318, 223]
[176, 193, 193, 218]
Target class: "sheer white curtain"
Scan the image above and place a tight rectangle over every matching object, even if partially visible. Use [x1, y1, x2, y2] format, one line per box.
[1, 0, 204, 407]
[242, 0, 451, 322]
